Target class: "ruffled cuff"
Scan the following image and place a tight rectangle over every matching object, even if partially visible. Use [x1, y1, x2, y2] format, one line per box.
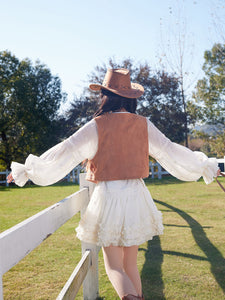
[202, 157, 219, 184]
[194, 152, 218, 184]
[11, 161, 29, 187]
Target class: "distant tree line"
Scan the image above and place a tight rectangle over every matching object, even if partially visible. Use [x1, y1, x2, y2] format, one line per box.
[0, 44, 224, 170]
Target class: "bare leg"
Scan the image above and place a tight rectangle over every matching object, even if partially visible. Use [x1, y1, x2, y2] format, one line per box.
[102, 246, 138, 299]
[123, 246, 142, 296]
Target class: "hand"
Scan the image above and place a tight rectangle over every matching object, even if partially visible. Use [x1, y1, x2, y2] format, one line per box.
[217, 169, 221, 177]
[7, 172, 15, 183]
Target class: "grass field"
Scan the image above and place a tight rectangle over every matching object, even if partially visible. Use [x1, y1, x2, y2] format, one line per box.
[0, 176, 225, 300]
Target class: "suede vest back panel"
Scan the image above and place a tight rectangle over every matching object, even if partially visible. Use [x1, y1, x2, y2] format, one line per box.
[86, 113, 149, 182]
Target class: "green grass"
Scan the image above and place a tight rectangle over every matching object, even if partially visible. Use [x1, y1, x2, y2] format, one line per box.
[1, 177, 225, 300]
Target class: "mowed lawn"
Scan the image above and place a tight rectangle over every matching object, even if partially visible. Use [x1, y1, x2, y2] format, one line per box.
[0, 176, 225, 300]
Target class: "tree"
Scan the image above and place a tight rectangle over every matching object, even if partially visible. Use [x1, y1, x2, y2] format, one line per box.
[64, 58, 186, 143]
[159, 1, 199, 147]
[0, 51, 65, 169]
[193, 43, 225, 125]
[136, 68, 186, 143]
[210, 130, 225, 157]
[190, 128, 225, 158]
[62, 94, 98, 137]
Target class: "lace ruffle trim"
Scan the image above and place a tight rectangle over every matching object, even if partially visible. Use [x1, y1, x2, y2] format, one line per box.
[76, 211, 164, 247]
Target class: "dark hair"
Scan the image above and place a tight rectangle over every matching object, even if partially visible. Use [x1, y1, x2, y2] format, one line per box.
[94, 89, 137, 117]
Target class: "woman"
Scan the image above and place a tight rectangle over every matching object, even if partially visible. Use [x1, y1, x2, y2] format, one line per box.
[7, 68, 220, 300]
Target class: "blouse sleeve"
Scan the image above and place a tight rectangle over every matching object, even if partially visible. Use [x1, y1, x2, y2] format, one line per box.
[147, 119, 218, 184]
[11, 120, 98, 187]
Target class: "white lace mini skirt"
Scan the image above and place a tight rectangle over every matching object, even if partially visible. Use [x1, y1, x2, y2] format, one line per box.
[76, 179, 163, 247]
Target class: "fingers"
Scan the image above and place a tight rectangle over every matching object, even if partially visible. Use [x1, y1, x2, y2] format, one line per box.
[217, 169, 221, 177]
[6, 174, 11, 183]
[7, 173, 15, 183]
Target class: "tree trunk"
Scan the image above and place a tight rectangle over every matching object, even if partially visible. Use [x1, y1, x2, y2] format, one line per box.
[1, 130, 11, 170]
[180, 79, 188, 148]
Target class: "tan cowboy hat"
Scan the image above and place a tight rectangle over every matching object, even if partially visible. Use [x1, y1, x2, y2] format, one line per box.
[89, 68, 144, 98]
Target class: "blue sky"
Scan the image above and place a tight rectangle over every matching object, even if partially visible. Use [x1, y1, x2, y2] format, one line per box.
[1, 0, 224, 112]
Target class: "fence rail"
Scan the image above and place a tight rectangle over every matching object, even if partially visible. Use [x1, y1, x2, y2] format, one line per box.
[0, 174, 98, 300]
[56, 250, 91, 300]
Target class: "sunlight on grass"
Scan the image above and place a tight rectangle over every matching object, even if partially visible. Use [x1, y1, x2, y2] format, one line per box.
[1, 176, 225, 299]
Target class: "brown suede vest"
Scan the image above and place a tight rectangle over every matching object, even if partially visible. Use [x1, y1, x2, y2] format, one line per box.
[86, 113, 149, 183]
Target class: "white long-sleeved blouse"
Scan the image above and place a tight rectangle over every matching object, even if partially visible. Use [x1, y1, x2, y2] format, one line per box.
[11, 114, 218, 187]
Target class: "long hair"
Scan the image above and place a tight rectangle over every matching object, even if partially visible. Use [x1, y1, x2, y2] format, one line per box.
[94, 89, 137, 117]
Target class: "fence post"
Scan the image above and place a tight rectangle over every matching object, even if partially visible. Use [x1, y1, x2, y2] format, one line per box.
[149, 162, 154, 179]
[71, 169, 74, 183]
[157, 163, 162, 179]
[6, 170, 9, 187]
[77, 167, 81, 184]
[67, 173, 70, 183]
[79, 173, 99, 300]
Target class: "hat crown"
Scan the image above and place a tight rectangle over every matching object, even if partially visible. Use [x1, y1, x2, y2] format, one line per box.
[102, 69, 132, 91]
[89, 68, 144, 98]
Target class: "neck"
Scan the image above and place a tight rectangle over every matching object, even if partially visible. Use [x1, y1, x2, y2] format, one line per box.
[118, 108, 127, 112]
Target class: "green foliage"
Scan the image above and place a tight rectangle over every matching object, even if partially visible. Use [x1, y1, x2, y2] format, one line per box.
[210, 130, 225, 157]
[193, 43, 225, 124]
[62, 94, 99, 137]
[191, 129, 225, 157]
[0, 51, 66, 169]
[64, 58, 187, 143]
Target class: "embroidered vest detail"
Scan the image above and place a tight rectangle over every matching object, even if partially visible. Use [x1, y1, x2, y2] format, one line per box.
[86, 113, 149, 182]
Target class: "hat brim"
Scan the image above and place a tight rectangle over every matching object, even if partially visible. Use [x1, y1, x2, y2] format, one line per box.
[89, 82, 144, 99]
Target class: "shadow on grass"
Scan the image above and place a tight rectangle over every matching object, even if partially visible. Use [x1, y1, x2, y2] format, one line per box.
[164, 224, 213, 229]
[139, 236, 165, 300]
[139, 199, 225, 299]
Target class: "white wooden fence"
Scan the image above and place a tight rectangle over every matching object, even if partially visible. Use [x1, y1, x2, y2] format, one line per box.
[217, 156, 225, 172]
[1, 157, 225, 187]
[65, 165, 83, 184]
[149, 156, 225, 179]
[149, 162, 169, 179]
[0, 170, 10, 187]
[0, 167, 83, 187]
[0, 174, 99, 300]
[0, 163, 168, 187]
